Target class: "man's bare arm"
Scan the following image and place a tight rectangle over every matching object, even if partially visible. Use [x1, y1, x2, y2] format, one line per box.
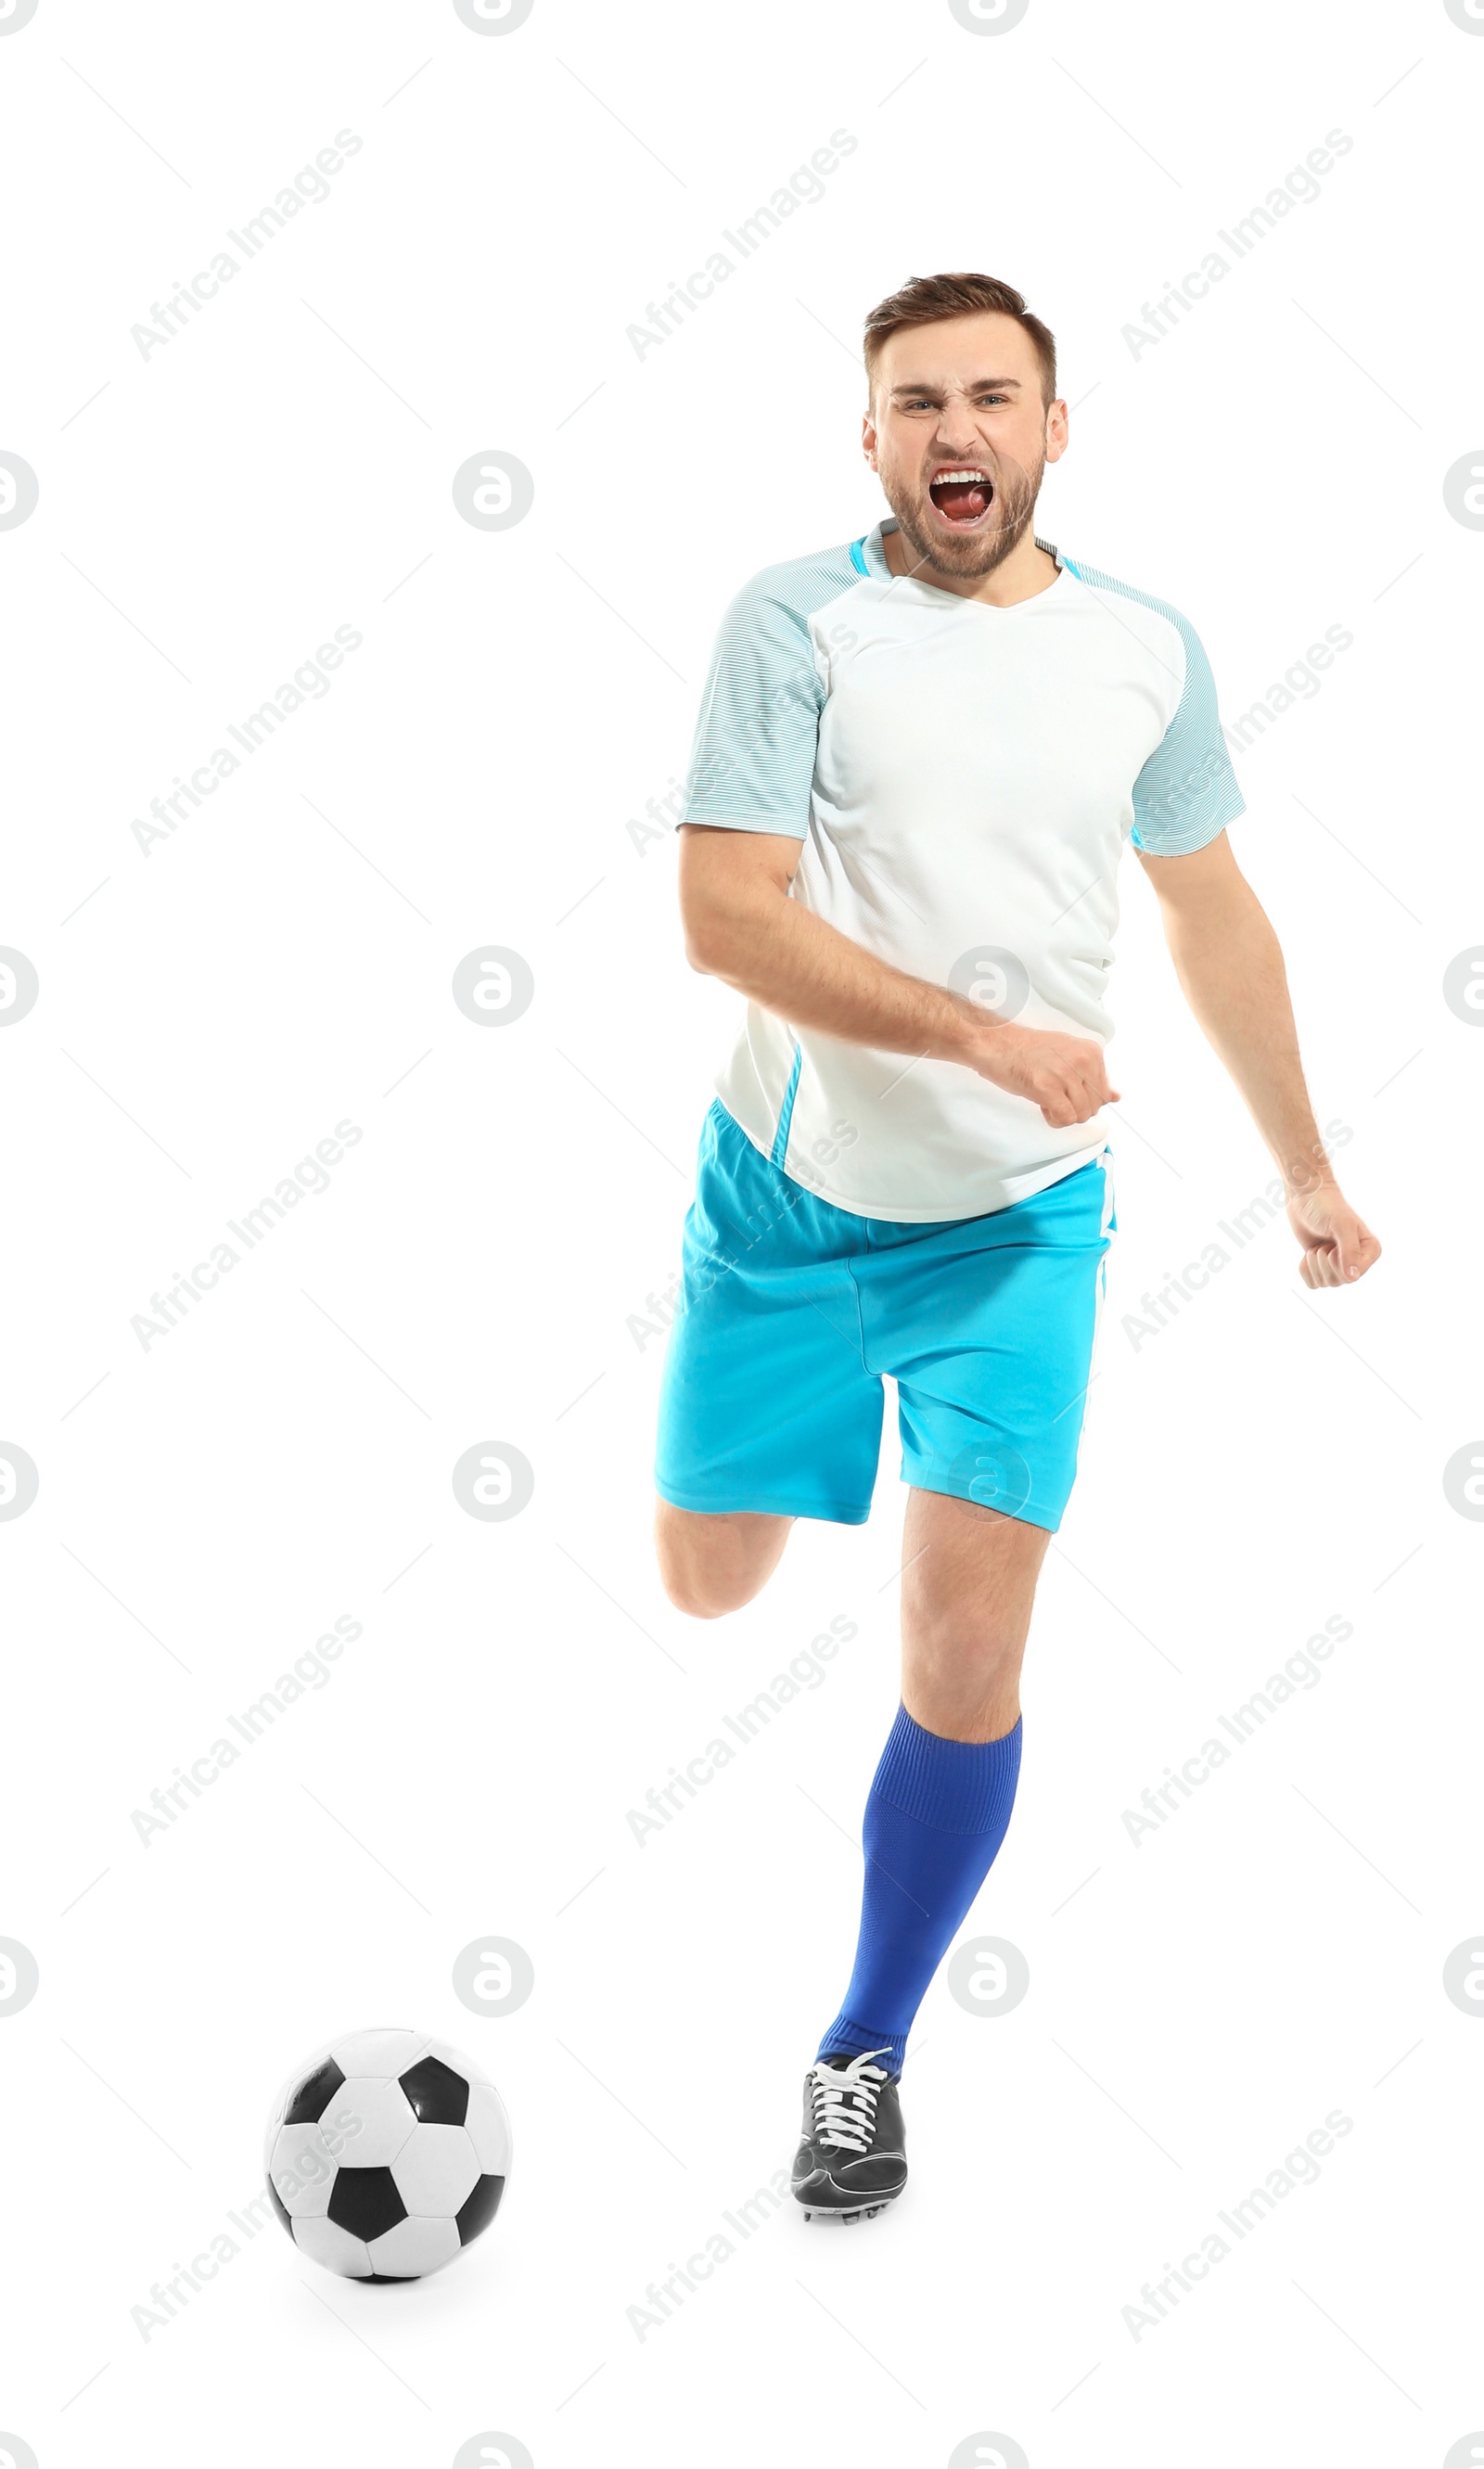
[679, 823, 1117, 1130]
[1136, 831, 1381, 1286]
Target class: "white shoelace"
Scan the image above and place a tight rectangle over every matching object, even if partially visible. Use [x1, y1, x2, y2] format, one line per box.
[808, 2048, 893, 2153]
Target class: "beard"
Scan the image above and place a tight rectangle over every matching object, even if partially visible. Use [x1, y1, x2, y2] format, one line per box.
[884, 445, 1045, 582]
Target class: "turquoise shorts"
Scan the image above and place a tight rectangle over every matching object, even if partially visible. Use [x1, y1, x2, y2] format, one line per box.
[655, 1101, 1116, 1532]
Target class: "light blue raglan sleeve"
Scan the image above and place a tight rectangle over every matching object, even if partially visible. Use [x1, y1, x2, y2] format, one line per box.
[1130, 612, 1246, 855]
[681, 569, 829, 838]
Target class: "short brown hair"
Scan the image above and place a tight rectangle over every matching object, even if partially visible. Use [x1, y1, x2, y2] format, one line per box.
[863, 272, 1057, 406]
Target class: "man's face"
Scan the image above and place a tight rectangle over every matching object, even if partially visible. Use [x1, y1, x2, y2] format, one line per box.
[863, 312, 1068, 582]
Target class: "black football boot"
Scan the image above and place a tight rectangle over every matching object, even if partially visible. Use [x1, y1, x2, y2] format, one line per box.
[791, 2047, 907, 2222]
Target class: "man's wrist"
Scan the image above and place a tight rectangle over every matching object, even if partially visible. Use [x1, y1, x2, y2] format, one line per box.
[1273, 1131, 1339, 1199]
[934, 993, 1011, 1068]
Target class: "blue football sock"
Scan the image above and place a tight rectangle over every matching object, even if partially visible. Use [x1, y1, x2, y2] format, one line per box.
[816, 1705, 1023, 2077]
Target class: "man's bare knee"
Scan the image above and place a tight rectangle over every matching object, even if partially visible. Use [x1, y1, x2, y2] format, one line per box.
[659, 1571, 745, 1620]
[656, 1541, 745, 1620]
[654, 1501, 791, 1619]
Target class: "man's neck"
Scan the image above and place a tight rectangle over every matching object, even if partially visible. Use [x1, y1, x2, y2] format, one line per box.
[880, 519, 1060, 608]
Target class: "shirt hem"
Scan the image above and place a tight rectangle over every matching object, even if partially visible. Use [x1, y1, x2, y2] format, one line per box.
[715, 1089, 1106, 1222]
[1132, 787, 1247, 856]
[681, 808, 808, 837]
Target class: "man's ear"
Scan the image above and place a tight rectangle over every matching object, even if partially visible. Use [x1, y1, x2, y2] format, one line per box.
[862, 409, 879, 470]
[1043, 398, 1069, 467]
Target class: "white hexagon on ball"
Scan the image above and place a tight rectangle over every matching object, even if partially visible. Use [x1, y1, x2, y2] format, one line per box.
[467, 2080, 514, 2176]
[293, 2217, 374, 2277]
[368, 2216, 462, 2277]
[332, 2027, 432, 2079]
[335, 2077, 419, 2167]
[268, 2119, 339, 2219]
[393, 2124, 480, 2218]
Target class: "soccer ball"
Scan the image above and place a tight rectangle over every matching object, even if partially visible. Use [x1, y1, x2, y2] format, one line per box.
[263, 2025, 512, 2281]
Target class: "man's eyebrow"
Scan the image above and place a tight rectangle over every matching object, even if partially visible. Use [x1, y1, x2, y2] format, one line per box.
[889, 374, 1024, 397]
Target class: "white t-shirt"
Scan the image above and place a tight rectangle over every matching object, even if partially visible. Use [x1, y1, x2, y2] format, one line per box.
[682, 518, 1245, 1222]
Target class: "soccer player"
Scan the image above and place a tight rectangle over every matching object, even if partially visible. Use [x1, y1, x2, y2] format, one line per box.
[652, 272, 1380, 2221]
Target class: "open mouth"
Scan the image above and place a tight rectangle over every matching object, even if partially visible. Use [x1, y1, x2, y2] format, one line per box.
[928, 467, 993, 527]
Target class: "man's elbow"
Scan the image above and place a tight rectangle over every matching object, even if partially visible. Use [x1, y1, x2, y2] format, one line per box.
[678, 857, 787, 977]
[682, 886, 774, 978]
[681, 902, 732, 977]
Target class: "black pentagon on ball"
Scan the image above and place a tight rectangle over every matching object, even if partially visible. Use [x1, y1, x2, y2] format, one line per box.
[456, 2174, 505, 2244]
[284, 2056, 346, 2126]
[327, 2166, 408, 2241]
[398, 2054, 469, 2127]
[265, 2176, 293, 2236]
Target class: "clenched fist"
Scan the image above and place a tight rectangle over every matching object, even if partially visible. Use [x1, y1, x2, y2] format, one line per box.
[969, 1020, 1119, 1128]
[1286, 1182, 1382, 1288]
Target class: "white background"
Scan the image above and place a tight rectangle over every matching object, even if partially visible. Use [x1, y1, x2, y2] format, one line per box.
[2, 0, 1481, 2463]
